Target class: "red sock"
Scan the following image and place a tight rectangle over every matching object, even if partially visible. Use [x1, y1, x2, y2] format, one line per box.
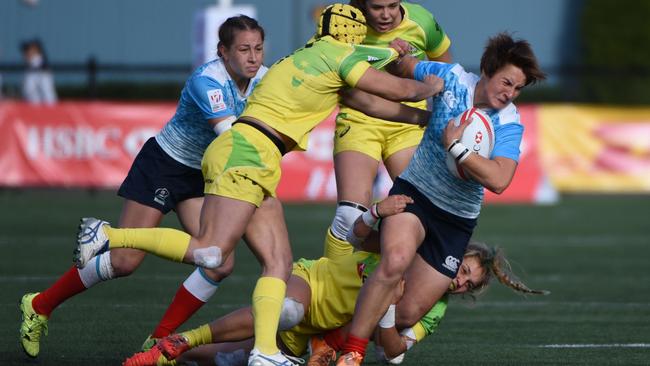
[32, 266, 87, 317]
[323, 327, 346, 351]
[342, 334, 369, 356]
[151, 285, 205, 338]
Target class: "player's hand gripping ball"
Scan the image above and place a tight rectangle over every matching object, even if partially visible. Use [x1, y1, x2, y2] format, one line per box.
[445, 107, 494, 180]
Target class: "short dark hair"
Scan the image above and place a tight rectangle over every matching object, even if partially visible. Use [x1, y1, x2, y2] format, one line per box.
[480, 32, 546, 86]
[217, 15, 264, 56]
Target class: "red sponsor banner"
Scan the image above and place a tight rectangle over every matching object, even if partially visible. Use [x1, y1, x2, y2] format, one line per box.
[484, 104, 557, 203]
[0, 101, 174, 187]
[0, 101, 551, 203]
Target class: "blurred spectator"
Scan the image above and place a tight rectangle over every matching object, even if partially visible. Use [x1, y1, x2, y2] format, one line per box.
[20, 38, 57, 105]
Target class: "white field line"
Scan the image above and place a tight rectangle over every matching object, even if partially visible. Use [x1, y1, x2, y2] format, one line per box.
[537, 343, 650, 348]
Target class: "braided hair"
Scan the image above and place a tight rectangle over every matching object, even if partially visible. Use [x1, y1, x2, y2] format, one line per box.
[464, 240, 550, 297]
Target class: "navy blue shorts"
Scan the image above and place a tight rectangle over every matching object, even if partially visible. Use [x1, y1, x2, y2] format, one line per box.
[388, 178, 477, 278]
[117, 137, 204, 214]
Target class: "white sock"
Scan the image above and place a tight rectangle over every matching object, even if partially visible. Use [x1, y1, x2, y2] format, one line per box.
[183, 267, 220, 302]
[78, 252, 115, 288]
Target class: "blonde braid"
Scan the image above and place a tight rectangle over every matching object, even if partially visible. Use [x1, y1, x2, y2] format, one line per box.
[490, 247, 550, 295]
[463, 241, 550, 297]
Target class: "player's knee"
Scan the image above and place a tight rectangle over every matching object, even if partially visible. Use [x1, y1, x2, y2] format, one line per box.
[269, 253, 293, 278]
[378, 255, 410, 282]
[109, 250, 143, 277]
[193, 246, 223, 269]
[202, 259, 234, 281]
[330, 201, 367, 240]
[278, 297, 305, 330]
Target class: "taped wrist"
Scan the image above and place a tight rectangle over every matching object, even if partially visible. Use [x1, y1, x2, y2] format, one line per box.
[361, 203, 381, 227]
[447, 139, 471, 164]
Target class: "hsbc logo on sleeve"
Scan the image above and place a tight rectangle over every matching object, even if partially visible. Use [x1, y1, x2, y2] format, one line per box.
[207, 89, 227, 113]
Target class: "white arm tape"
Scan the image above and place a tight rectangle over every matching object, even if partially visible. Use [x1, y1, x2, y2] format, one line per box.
[213, 115, 237, 136]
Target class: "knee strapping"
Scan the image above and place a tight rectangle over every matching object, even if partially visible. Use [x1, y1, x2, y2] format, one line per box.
[330, 201, 367, 240]
[278, 297, 305, 330]
[193, 246, 222, 269]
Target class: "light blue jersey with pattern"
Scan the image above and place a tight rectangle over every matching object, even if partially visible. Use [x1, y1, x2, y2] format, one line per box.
[400, 61, 524, 219]
[156, 59, 267, 169]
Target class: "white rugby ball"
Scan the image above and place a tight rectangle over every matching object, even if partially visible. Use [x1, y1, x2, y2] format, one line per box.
[445, 107, 494, 180]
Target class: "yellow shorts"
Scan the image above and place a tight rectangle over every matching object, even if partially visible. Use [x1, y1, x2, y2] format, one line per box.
[279, 256, 362, 356]
[333, 112, 424, 161]
[201, 123, 282, 207]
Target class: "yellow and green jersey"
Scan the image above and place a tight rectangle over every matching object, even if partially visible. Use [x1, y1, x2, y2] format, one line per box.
[340, 1, 450, 124]
[364, 2, 450, 60]
[240, 35, 397, 151]
[291, 251, 381, 333]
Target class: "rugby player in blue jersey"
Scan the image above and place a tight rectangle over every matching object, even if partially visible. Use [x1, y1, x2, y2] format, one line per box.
[19, 15, 267, 358]
[336, 32, 547, 365]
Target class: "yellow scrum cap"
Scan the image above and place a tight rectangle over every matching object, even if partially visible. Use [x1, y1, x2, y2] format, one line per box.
[317, 3, 367, 44]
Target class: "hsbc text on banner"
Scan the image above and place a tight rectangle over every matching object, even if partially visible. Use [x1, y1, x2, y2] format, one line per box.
[0, 101, 174, 187]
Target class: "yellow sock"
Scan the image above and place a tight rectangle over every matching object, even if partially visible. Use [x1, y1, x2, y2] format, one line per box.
[412, 322, 427, 342]
[252, 276, 286, 355]
[180, 324, 213, 348]
[323, 228, 353, 259]
[106, 227, 189, 263]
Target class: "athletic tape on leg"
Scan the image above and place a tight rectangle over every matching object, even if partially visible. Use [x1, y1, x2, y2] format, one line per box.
[330, 202, 366, 240]
[193, 246, 222, 269]
[278, 297, 305, 330]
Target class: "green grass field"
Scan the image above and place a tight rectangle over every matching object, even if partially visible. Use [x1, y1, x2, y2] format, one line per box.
[1, 190, 649, 365]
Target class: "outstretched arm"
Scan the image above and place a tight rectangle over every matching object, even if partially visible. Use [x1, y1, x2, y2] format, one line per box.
[354, 64, 443, 103]
[340, 87, 433, 126]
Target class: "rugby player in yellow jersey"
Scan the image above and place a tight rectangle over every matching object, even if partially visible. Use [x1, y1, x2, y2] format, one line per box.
[74, 4, 444, 366]
[325, 0, 453, 261]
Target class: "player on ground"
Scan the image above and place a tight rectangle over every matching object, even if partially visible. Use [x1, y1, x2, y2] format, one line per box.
[335, 33, 547, 365]
[73, 4, 444, 366]
[324, 0, 452, 260]
[19, 15, 267, 358]
[121, 191, 547, 366]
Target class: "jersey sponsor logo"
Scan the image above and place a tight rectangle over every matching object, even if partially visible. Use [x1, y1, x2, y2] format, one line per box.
[442, 90, 457, 110]
[154, 188, 170, 206]
[442, 255, 460, 273]
[207, 89, 227, 113]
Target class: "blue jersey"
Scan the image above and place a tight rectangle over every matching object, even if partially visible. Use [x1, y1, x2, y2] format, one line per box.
[156, 59, 268, 169]
[400, 61, 523, 219]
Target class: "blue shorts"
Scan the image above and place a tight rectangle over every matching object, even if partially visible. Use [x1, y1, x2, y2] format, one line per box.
[388, 178, 477, 278]
[117, 137, 204, 214]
